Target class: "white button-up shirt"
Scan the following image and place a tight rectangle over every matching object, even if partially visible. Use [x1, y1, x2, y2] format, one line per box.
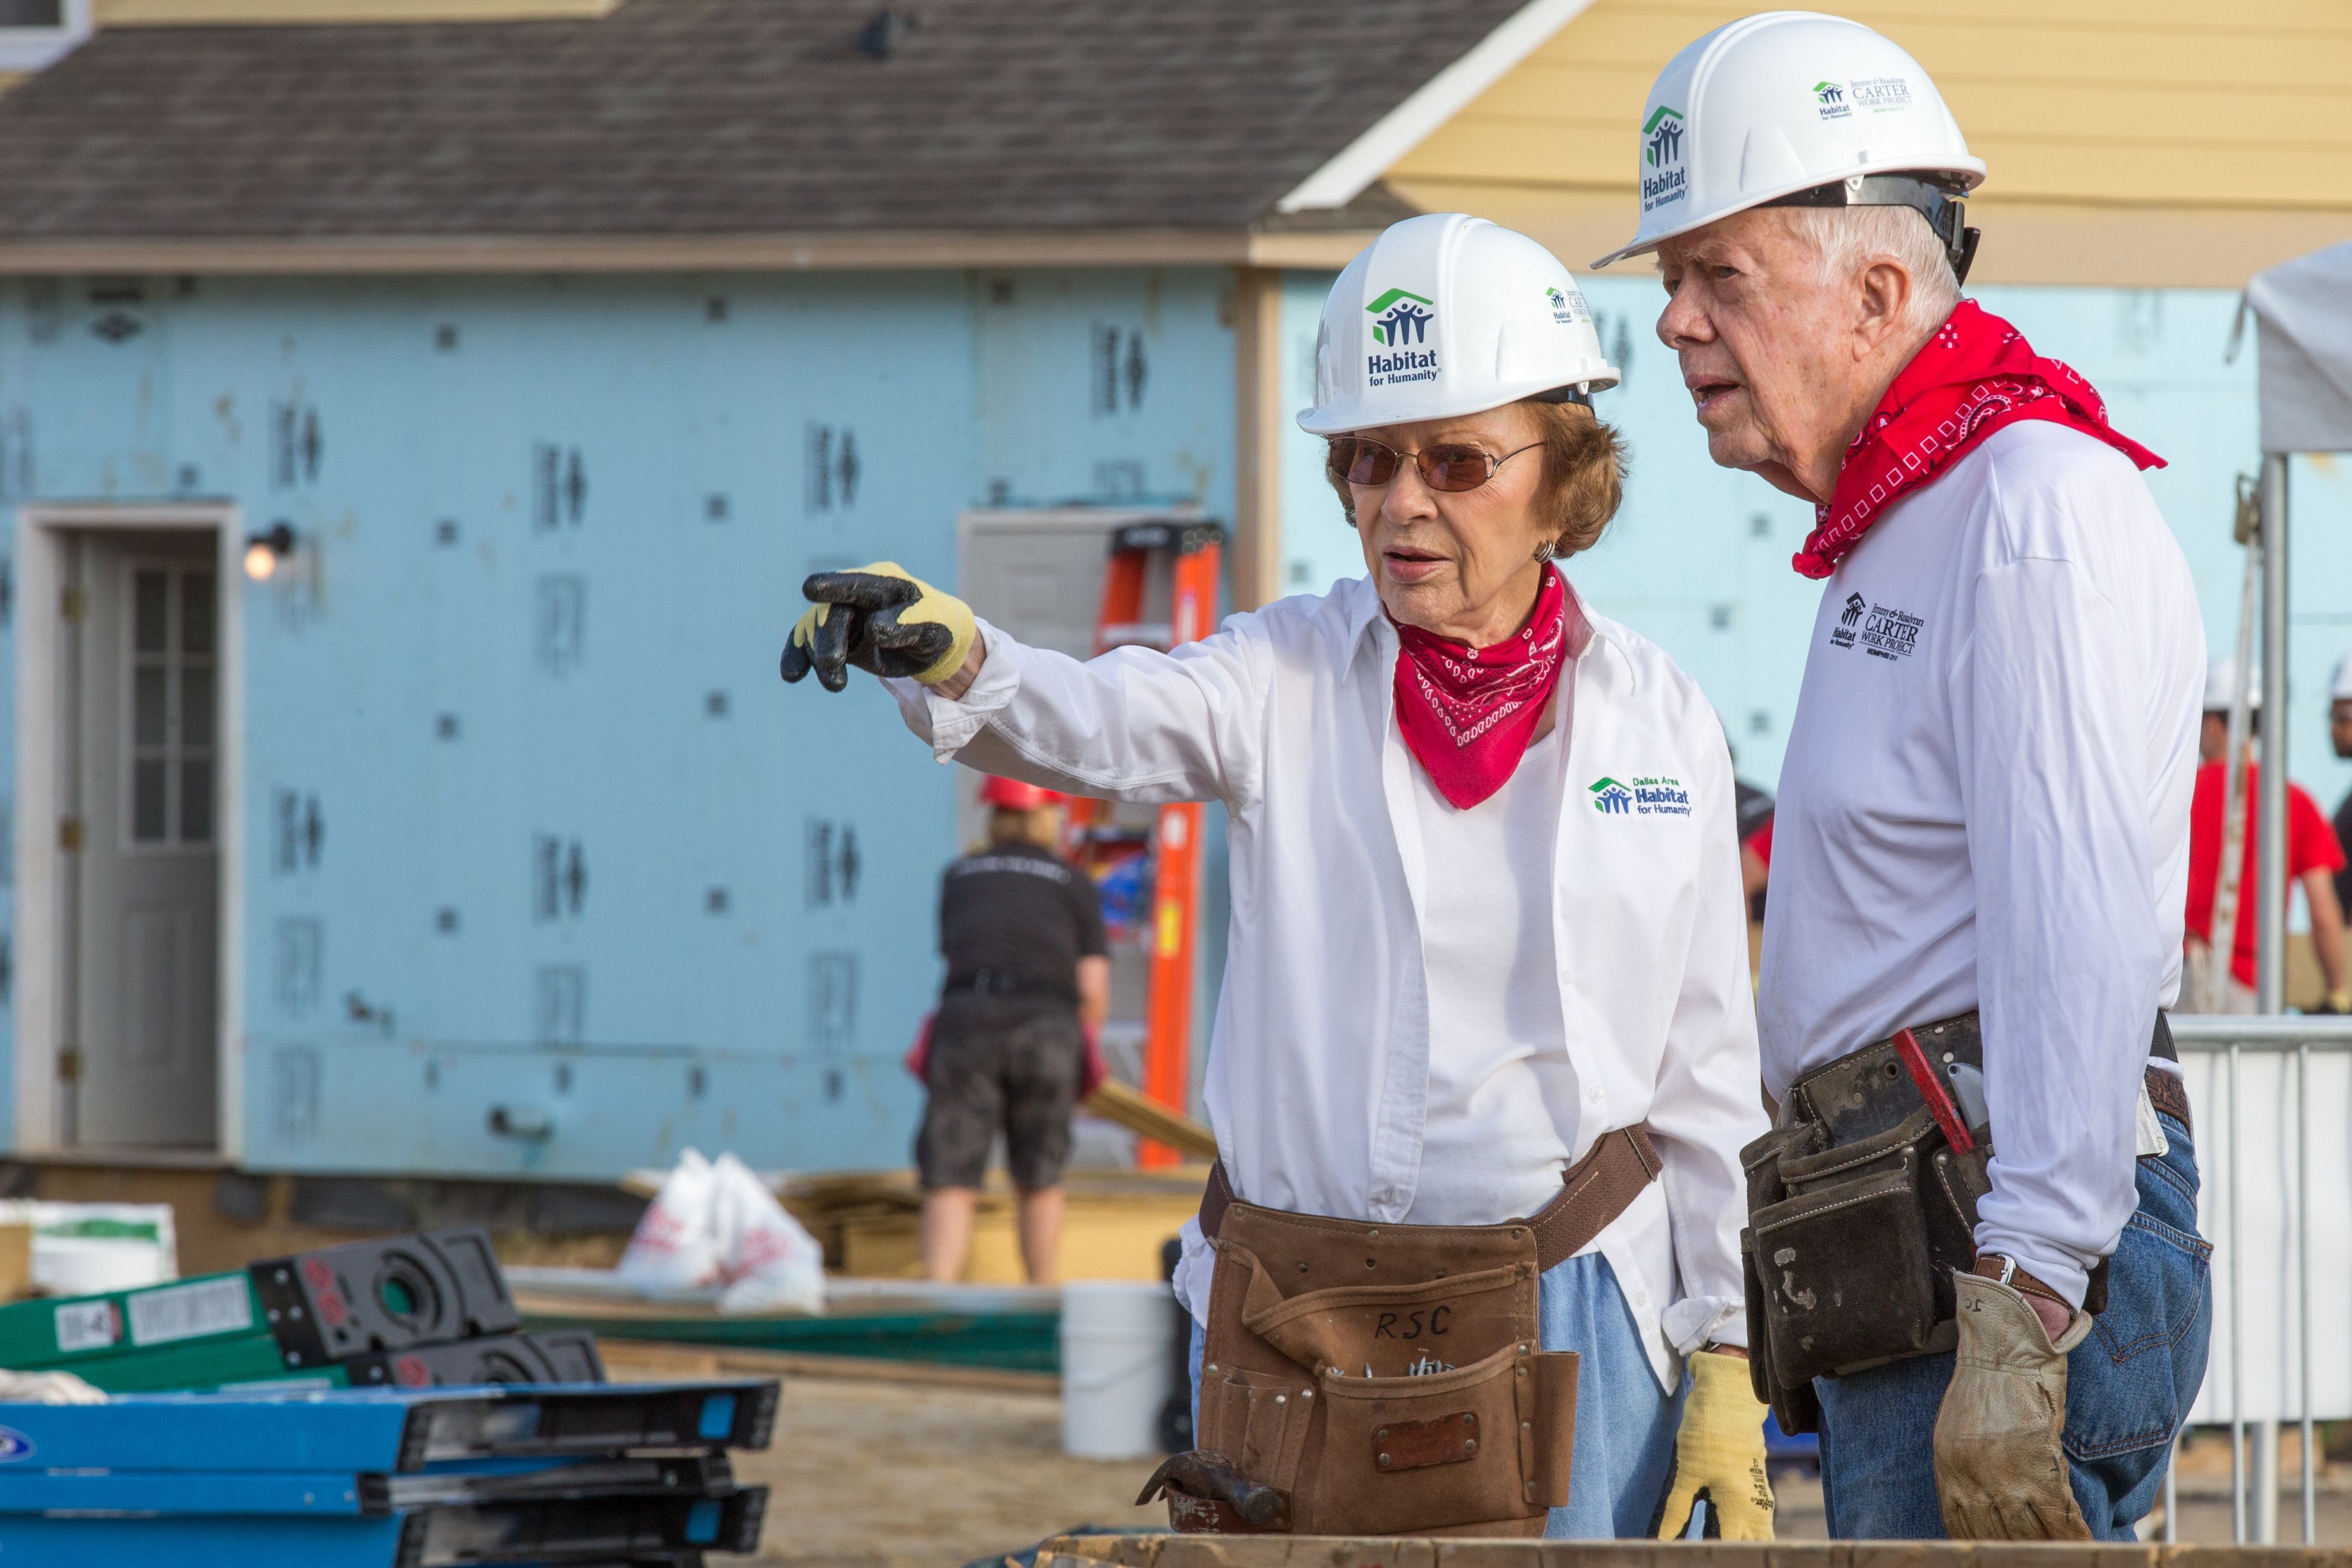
[1758, 422, 2204, 1306]
[890, 571, 1766, 1388]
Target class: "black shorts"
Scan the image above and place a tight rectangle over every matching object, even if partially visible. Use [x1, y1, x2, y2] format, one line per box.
[915, 1001, 1084, 1191]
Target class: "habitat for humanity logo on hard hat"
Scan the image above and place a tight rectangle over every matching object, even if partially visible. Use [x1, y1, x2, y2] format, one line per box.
[1364, 288, 1439, 386]
[1640, 106, 1686, 213]
[1814, 80, 1850, 120]
[1544, 286, 1591, 326]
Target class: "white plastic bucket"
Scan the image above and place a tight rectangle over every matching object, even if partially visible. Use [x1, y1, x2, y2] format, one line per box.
[1059, 1279, 1177, 1460]
[37, 1236, 171, 1295]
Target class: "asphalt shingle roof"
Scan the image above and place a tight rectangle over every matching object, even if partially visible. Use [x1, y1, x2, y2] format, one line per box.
[0, 0, 1525, 241]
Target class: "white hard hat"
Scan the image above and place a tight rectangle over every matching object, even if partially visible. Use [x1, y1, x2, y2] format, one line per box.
[2331, 651, 2352, 703]
[1298, 212, 1619, 436]
[2206, 656, 2260, 714]
[1591, 11, 1985, 278]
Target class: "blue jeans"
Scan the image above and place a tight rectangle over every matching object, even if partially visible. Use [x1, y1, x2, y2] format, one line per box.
[1816, 1109, 2212, 1539]
[1188, 1252, 1684, 1539]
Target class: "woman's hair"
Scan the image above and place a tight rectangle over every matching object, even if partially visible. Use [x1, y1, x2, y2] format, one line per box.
[1324, 399, 1629, 559]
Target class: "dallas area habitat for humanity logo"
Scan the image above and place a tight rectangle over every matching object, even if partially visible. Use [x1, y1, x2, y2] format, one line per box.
[1364, 287, 1439, 386]
[1641, 106, 1687, 212]
[1589, 775, 1692, 817]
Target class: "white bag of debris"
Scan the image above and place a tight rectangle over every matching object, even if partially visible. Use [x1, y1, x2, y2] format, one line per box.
[710, 1152, 825, 1316]
[614, 1149, 825, 1315]
[0, 1369, 107, 1404]
[616, 1148, 726, 1292]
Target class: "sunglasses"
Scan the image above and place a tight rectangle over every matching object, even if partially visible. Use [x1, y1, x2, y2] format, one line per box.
[1329, 436, 1543, 494]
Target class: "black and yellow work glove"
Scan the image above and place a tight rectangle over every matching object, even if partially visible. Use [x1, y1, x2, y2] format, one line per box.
[779, 563, 976, 693]
[1654, 1349, 1775, 1540]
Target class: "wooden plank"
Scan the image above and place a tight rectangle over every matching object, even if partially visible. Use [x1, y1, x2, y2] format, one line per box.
[1086, 1076, 1220, 1161]
[1041, 1536, 2327, 1567]
[1229, 267, 1286, 615]
[596, 1335, 1060, 1395]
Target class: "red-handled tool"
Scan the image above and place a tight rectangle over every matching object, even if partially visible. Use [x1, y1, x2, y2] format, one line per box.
[1893, 1027, 1976, 1154]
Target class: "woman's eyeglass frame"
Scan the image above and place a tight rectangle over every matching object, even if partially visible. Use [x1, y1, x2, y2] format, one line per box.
[1328, 436, 1544, 494]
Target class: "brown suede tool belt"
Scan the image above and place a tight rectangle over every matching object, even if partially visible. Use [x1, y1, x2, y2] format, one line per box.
[1139, 1127, 1659, 1538]
[1197, 1125, 1663, 1272]
[1739, 1010, 2186, 1439]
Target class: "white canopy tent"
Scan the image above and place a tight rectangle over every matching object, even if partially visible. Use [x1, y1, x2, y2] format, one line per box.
[2185, 245, 2352, 1548]
[2249, 241, 2352, 457]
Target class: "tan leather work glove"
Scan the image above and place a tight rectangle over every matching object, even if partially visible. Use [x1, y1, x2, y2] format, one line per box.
[1932, 1268, 2094, 1539]
[1654, 1349, 1775, 1539]
[780, 563, 976, 692]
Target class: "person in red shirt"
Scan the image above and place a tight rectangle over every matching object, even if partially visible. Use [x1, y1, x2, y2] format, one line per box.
[2183, 660, 2349, 1013]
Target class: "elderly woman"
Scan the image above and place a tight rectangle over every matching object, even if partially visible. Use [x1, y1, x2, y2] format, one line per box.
[781, 213, 1770, 1541]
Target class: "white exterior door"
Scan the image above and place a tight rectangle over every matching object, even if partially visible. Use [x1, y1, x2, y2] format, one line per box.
[65, 533, 220, 1146]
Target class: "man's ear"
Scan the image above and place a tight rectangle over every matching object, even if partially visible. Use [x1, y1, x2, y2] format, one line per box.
[1854, 259, 1914, 358]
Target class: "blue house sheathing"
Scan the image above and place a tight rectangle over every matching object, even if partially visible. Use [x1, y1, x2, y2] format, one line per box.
[2, 266, 2345, 1181]
[0, 266, 1239, 1177]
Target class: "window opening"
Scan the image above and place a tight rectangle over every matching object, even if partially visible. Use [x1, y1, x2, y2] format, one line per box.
[127, 562, 216, 849]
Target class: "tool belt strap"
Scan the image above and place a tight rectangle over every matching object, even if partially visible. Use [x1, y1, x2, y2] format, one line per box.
[2144, 1064, 2190, 1133]
[1197, 1125, 1661, 1274]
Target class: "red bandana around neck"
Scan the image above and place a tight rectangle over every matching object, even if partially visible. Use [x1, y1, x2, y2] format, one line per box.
[1390, 567, 1571, 810]
[1791, 300, 2165, 580]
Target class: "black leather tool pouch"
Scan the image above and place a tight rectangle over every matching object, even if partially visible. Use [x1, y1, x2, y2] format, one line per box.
[1750, 1137, 1938, 1387]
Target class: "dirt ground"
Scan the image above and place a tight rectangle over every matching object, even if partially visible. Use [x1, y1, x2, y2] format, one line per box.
[647, 1365, 2352, 1567]
[731, 1374, 1161, 1567]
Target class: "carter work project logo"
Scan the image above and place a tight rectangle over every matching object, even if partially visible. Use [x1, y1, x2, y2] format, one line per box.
[1814, 80, 1851, 120]
[1590, 777, 1634, 815]
[1366, 288, 1434, 347]
[1364, 287, 1439, 388]
[1641, 106, 1688, 212]
[1831, 593, 1924, 660]
[1852, 76, 1913, 112]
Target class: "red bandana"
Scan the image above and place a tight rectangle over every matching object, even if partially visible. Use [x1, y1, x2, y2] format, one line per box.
[1792, 301, 2165, 580]
[1390, 568, 1571, 810]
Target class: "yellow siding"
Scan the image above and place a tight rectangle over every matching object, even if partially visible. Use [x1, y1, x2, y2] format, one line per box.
[1389, 0, 2352, 284]
[95, 0, 616, 22]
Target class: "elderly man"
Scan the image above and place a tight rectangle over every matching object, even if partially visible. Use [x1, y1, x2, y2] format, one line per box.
[1595, 13, 2211, 1543]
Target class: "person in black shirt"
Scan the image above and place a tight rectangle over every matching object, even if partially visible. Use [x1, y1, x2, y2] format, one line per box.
[918, 775, 1110, 1283]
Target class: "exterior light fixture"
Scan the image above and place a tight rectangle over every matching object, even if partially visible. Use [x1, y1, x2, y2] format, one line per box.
[244, 521, 295, 581]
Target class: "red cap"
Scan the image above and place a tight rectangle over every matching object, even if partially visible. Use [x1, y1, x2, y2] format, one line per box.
[979, 776, 1062, 810]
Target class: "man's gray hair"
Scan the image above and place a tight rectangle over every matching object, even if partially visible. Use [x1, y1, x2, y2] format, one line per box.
[1781, 205, 1961, 332]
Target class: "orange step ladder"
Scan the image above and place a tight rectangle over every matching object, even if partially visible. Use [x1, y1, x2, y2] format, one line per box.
[1077, 519, 1224, 1168]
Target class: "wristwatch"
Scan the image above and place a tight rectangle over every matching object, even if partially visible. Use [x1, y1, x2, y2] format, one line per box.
[1968, 1252, 2070, 1309]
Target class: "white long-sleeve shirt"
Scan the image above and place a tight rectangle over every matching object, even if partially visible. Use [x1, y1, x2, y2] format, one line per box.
[890, 571, 1767, 1389]
[1757, 421, 2203, 1307]
[1403, 724, 1579, 1225]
